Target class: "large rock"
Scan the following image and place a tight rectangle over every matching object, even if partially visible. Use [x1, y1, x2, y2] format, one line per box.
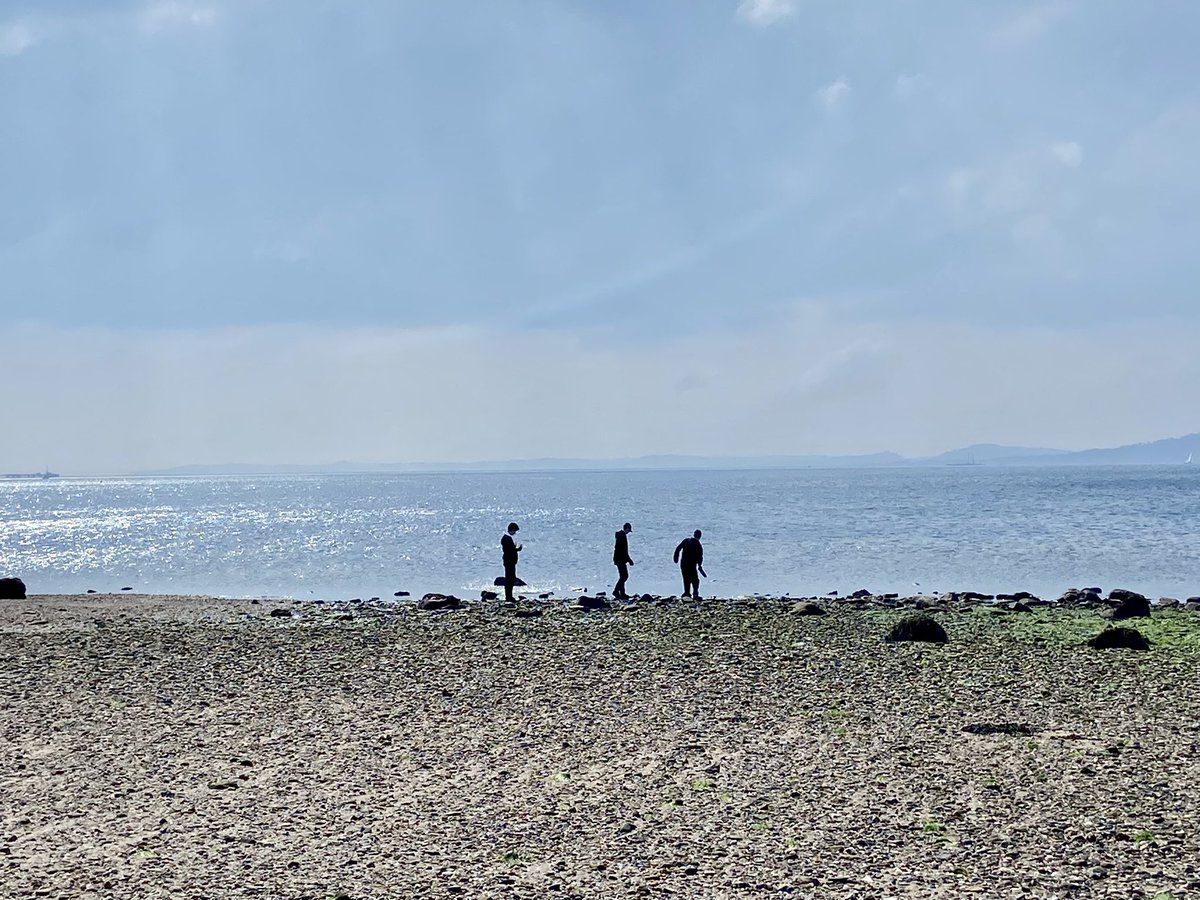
[575, 595, 610, 611]
[1088, 626, 1150, 650]
[0, 577, 26, 600]
[418, 593, 463, 611]
[791, 601, 827, 616]
[884, 615, 948, 644]
[493, 576, 527, 587]
[1109, 589, 1151, 620]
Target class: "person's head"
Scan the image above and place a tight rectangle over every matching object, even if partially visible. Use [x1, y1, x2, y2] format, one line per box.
[507, 522, 520, 534]
[622, 522, 632, 533]
[693, 529, 702, 539]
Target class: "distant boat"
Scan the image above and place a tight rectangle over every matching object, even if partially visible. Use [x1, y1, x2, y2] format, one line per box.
[0, 470, 59, 480]
[1188, 452, 1193, 464]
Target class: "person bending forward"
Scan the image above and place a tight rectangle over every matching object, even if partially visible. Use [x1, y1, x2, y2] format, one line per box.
[673, 529, 706, 599]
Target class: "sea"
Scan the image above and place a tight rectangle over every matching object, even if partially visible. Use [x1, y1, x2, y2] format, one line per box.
[1, 467, 1198, 601]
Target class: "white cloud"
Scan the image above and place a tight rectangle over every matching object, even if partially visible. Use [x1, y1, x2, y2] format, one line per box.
[5, 313, 1200, 473]
[139, 1, 217, 35]
[1050, 140, 1082, 167]
[0, 20, 38, 57]
[892, 73, 926, 101]
[814, 78, 850, 111]
[736, 0, 797, 27]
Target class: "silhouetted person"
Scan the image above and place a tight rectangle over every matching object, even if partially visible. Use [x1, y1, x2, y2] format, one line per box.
[501, 522, 522, 602]
[673, 529, 706, 599]
[613, 522, 634, 599]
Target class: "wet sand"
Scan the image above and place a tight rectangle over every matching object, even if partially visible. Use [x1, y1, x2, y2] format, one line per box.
[2, 593, 1199, 899]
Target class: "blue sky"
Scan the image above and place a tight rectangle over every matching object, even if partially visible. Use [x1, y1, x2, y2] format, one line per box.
[2, 1, 1198, 472]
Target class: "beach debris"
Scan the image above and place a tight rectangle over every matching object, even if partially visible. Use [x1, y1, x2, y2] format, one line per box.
[0, 577, 27, 600]
[1087, 626, 1150, 650]
[791, 601, 827, 616]
[269, 608, 292, 618]
[962, 722, 1040, 736]
[1108, 589, 1151, 620]
[884, 615, 948, 644]
[574, 595, 610, 611]
[418, 593, 463, 611]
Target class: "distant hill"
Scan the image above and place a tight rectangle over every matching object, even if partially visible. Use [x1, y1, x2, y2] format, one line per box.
[140, 432, 1200, 475]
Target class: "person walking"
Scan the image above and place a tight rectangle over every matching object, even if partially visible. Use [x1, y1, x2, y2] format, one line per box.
[501, 522, 522, 602]
[673, 529, 706, 599]
[613, 522, 634, 599]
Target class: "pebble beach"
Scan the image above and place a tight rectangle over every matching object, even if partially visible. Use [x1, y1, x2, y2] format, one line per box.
[2, 591, 1199, 899]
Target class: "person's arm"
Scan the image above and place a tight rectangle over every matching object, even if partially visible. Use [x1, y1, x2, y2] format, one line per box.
[698, 565, 707, 578]
[673, 541, 683, 564]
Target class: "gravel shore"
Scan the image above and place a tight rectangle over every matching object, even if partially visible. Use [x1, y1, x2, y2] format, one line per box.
[2, 593, 1199, 899]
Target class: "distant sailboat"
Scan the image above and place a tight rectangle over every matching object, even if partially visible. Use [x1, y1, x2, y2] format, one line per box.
[1188, 452, 1194, 464]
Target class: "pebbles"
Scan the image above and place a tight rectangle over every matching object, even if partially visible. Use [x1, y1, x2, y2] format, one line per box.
[0, 594, 1198, 898]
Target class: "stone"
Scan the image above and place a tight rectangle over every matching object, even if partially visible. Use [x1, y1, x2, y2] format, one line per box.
[1087, 627, 1150, 650]
[850, 588, 872, 598]
[961, 591, 994, 601]
[0, 577, 27, 600]
[393, 591, 410, 597]
[791, 601, 826, 616]
[480, 590, 499, 601]
[121, 587, 133, 592]
[884, 615, 948, 644]
[269, 608, 292, 618]
[1109, 590, 1151, 620]
[1186, 599, 1200, 611]
[963, 723, 1040, 736]
[512, 608, 542, 618]
[1157, 597, 1180, 608]
[575, 596, 610, 611]
[418, 593, 463, 611]
[493, 576, 527, 587]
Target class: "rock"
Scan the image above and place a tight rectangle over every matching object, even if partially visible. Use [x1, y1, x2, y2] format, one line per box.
[86, 588, 97, 594]
[269, 608, 292, 618]
[512, 608, 542, 619]
[1088, 626, 1150, 650]
[961, 591, 994, 601]
[418, 594, 463, 611]
[0, 577, 27, 599]
[538, 592, 553, 600]
[480, 590, 499, 601]
[575, 596, 610, 611]
[963, 723, 1040, 736]
[1157, 597, 1180, 608]
[493, 576, 527, 587]
[1013, 591, 1038, 601]
[791, 601, 826, 616]
[999, 601, 1033, 613]
[884, 615, 948, 644]
[393, 591, 410, 597]
[850, 589, 872, 599]
[121, 586, 133, 592]
[1109, 590, 1151, 620]
[1083, 586, 1102, 595]
[1186, 599, 1200, 611]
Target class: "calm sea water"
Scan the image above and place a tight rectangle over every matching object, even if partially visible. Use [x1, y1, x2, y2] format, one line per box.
[1, 467, 1198, 601]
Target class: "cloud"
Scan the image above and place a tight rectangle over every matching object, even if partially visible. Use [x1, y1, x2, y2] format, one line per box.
[0, 20, 38, 56]
[4, 312, 1200, 474]
[814, 78, 850, 111]
[138, 0, 217, 35]
[1049, 140, 1082, 167]
[892, 73, 927, 101]
[735, 0, 796, 27]
[994, 0, 1076, 44]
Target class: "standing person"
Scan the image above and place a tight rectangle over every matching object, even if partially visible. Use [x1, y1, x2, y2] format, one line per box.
[673, 529, 707, 599]
[613, 522, 634, 599]
[501, 522, 522, 602]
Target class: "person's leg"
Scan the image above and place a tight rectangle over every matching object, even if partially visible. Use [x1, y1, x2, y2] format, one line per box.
[504, 563, 516, 602]
[691, 574, 702, 600]
[615, 563, 628, 598]
[680, 566, 690, 597]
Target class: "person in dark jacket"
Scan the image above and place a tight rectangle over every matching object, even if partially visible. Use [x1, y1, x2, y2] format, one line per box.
[612, 522, 634, 599]
[673, 529, 706, 599]
[501, 522, 522, 602]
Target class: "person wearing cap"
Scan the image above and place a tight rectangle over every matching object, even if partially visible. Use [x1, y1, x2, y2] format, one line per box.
[612, 522, 634, 599]
[501, 522, 522, 602]
[673, 529, 706, 599]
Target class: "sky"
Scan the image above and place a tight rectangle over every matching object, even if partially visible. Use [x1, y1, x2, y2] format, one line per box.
[1, 0, 1198, 473]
